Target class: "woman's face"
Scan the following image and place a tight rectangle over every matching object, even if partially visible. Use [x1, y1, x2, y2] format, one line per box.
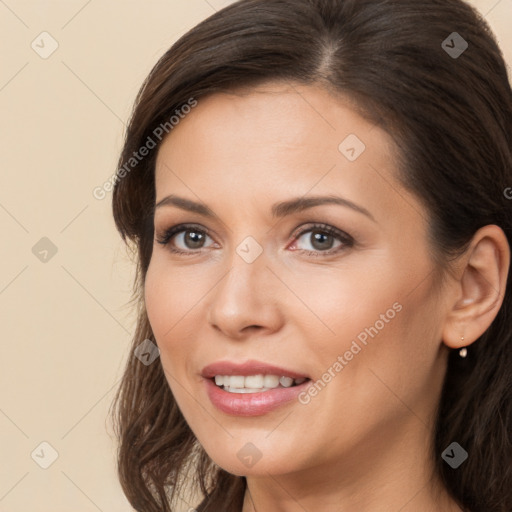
[145, 82, 451, 478]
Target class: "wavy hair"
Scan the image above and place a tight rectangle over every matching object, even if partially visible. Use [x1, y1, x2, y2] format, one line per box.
[110, 1, 512, 510]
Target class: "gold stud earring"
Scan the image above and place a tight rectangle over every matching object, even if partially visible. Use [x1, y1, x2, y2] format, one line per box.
[459, 336, 467, 358]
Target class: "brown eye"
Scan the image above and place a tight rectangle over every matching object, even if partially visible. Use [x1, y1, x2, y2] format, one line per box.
[291, 224, 353, 255]
[156, 224, 215, 254]
[309, 230, 336, 251]
[181, 229, 207, 249]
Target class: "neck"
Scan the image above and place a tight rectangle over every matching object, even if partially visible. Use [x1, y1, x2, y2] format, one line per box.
[241, 416, 464, 512]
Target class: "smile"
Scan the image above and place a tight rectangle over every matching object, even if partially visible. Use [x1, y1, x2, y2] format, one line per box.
[213, 374, 308, 393]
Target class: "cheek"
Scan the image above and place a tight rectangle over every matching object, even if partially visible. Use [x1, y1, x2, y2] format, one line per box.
[144, 259, 188, 367]
[143, 256, 213, 378]
[293, 259, 438, 381]
[144, 256, 203, 337]
[144, 262, 190, 400]
[287, 262, 401, 348]
[296, 276, 441, 445]
[144, 262, 171, 338]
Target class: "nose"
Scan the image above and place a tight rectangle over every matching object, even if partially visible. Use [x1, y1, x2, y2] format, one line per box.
[207, 247, 284, 340]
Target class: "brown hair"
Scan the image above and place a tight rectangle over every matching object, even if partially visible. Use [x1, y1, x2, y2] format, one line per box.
[110, 1, 512, 510]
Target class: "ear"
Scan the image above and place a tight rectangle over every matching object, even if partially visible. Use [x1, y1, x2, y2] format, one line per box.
[442, 225, 510, 350]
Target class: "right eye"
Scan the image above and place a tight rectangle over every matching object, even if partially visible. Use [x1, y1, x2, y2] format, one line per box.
[155, 224, 216, 255]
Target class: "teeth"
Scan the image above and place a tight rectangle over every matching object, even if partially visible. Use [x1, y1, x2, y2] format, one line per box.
[263, 375, 280, 388]
[279, 376, 294, 387]
[228, 376, 245, 388]
[213, 374, 307, 392]
[244, 375, 264, 388]
[224, 387, 272, 394]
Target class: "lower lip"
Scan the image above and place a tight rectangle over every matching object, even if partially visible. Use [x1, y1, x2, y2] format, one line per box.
[204, 377, 311, 416]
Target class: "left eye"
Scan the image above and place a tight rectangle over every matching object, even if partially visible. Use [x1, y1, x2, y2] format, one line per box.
[291, 226, 352, 253]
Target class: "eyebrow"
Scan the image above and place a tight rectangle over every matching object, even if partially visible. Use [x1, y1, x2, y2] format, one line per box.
[154, 194, 376, 222]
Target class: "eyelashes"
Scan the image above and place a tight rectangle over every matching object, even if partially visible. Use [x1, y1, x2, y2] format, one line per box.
[155, 224, 214, 254]
[155, 222, 354, 257]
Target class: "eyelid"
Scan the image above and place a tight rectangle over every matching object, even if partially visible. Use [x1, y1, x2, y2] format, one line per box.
[288, 223, 354, 253]
[155, 223, 215, 249]
[291, 223, 352, 242]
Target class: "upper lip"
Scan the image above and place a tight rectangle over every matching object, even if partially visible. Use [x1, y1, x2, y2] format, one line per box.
[201, 359, 310, 379]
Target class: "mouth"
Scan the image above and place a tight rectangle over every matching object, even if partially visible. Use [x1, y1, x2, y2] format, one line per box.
[201, 360, 312, 416]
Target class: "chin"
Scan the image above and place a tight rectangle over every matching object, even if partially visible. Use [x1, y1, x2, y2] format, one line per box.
[206, 450, 299, 478]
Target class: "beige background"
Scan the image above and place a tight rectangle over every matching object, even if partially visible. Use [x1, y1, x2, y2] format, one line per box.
[0, 1, 510, 511]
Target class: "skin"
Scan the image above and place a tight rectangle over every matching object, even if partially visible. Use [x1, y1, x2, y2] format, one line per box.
[144, 82, 510, 512]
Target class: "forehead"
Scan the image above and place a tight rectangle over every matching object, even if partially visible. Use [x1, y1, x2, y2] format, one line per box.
[154, 82, 423, 230]
[156, 83, 393, 183]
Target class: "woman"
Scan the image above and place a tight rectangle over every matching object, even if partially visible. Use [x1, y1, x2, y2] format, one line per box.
[110, 0, 512, 511]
